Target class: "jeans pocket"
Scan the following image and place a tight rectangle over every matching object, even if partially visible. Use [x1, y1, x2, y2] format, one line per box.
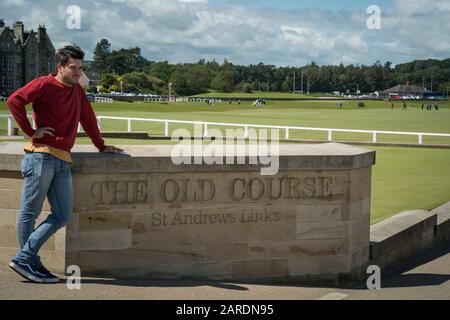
[32, 153, 53, 177]
[61, 162, 72, 178]
[21, 156, 33, 178]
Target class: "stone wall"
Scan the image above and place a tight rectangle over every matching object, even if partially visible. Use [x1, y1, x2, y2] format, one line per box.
[0, 142, 375, 283]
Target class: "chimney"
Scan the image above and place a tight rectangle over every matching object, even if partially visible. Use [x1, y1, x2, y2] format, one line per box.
[37, 24, 46, 41]
[14, 21, 24, 43]
[0, 19, 5, 28]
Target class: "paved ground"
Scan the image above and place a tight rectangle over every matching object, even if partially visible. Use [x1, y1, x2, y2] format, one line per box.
[0, 246, 448, 300]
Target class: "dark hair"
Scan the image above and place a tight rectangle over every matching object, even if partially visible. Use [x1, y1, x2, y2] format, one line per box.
[55, 44, 84, 66]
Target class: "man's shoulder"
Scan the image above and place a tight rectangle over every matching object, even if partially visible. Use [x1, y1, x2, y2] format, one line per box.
[28, 75, 55, 87]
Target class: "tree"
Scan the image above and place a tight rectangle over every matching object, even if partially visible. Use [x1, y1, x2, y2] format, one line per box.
[169, 64, 212, 96]
[211, 70, 234, 93]
[107, 47, 147, 75]
[147, 61, 175, 83]
[92, 39, 111, 73]
[101, 73, 117, 90]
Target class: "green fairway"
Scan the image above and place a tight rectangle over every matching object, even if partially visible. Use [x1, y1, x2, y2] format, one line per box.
[370, 146, 450, 224]
[1, 99, 449, 223]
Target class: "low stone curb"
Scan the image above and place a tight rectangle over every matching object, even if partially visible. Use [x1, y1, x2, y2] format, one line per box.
[369, 203, 450, 274]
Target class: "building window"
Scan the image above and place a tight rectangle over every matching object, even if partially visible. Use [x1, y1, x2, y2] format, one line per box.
[1, 58, 12, 71]
[2, 78, 12, 88]
[6, 58, 12, 71]
[1, 42, 11, 52]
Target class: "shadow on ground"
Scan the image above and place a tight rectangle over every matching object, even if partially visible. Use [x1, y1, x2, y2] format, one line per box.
[19, 245, 449, 291]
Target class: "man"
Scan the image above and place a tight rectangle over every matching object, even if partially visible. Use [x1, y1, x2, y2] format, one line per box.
[6, 44, 123, 283]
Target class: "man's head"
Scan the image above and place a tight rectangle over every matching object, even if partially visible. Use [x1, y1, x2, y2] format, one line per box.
[55, 45, 84, 86]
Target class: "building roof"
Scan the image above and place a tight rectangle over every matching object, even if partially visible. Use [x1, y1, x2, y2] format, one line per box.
[83, 71, 101, 81]
[380, 84, 427, 94]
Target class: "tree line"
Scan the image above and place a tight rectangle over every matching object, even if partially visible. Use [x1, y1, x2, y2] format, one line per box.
[85, 39, 450, 96]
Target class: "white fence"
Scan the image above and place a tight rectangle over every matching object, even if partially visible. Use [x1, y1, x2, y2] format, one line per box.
[144, 97, 222, 103]
[2, 114, 450, 145]
[95, 115, 450, 145]
[95, 97, 113, 103]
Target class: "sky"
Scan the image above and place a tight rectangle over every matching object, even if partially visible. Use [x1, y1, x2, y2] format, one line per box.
[1, 0, 450, 67]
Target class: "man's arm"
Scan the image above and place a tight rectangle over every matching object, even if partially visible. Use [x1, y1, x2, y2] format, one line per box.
[79, 91, 123, 153]
[6, 78, 47, 138]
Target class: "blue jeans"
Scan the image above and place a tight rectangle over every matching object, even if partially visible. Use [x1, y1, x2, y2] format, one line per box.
[14, 152, 72, 266]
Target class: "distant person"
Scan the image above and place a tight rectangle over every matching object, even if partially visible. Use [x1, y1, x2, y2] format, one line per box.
[421, 103, 424, 110]
[402, 101, 407, 110]
[6, 44, 123, 284]
[435, 104, 439, 110]
[391, 102, 394, 109]
[238, 99, 241, 105]
[339, 102, 343, 109]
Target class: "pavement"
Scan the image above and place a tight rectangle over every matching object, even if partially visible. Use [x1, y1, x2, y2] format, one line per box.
[0, 245, 448, 301]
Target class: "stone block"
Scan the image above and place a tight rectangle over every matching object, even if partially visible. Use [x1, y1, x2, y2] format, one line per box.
[288, 255, 350, 276]
[0, 227, 55, 250]
[79, 211, 132, 232]
[370, 210, 437, 271]
[0, 208, 16, 228]
[231, 259, 289, 279]
[0, 189, 50, 211]
[431, 201, 450, 246]
[67, 229, 132, 251]
[247, 239, 349, 260]
[204, 242, 248, 262]
[296, 221, 349, 239]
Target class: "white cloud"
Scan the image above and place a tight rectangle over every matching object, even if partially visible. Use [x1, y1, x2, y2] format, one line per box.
[178, 0, 207, 3]
[2, 0, 27, 7]
[0, 0, 449, 66]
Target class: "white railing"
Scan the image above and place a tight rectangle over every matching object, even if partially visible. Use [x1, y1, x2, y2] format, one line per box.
[2, 114, 449, 145]
[144, 97, 222, 103]
[95, 97, 113, 103]
[94, 115, 450, 145]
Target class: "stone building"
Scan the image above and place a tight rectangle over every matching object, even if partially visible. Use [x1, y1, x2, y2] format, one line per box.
[0, 19, 55, 96]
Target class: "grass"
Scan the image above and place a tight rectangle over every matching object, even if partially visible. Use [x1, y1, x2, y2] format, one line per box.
[1, 99, 449, 224]
[370, 146, 450, 224]
[4, 99, 449, 143]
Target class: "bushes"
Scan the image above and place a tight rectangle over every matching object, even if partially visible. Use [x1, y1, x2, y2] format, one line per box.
[358, 102, 366, 108]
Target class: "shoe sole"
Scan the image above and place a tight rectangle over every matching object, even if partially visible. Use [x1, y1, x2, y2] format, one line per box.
[39, 275, 60, 283]
[9, 261, 45, 283]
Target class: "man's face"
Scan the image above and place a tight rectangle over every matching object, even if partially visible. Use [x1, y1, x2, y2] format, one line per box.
[57, 58, 83, 85]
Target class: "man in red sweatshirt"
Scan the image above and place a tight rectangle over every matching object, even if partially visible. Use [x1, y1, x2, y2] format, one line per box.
[7, 44, 123, 283]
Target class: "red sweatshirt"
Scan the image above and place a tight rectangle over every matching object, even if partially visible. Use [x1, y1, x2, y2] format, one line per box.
[7, 73, 105, 152]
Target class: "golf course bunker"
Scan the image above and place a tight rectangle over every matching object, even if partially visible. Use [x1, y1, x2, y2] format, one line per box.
[0, 142, 375, 283]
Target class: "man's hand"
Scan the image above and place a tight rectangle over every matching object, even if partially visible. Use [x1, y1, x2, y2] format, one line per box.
[31, 127, 55, 139]
[102, 145, 124, 153]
